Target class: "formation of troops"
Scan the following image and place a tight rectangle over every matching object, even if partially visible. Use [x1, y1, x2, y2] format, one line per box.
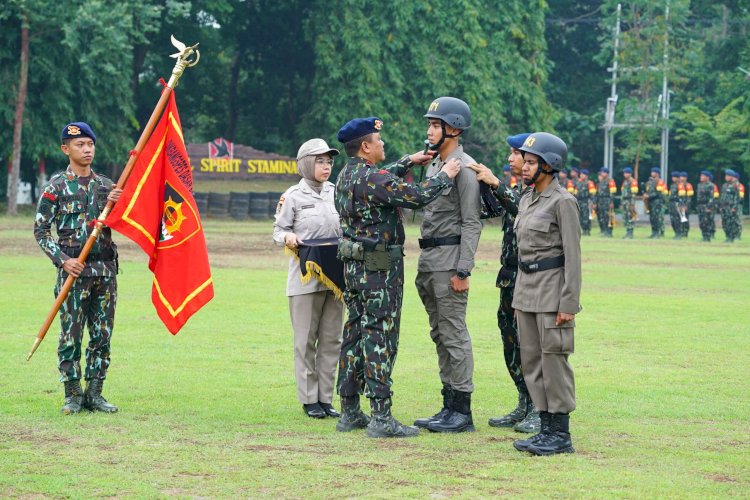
[503, 165, 746, 242]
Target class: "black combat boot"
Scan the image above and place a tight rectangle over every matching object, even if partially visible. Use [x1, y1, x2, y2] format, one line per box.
[488, 391, 529, 428]
[414, 385, 452, 429]
[366, 398, 419, 438]
[83, 379, 118, 413]
[336, 395, 370, 432]
[61, 380, 83, 415]
[527, 413, 575, 456]
[513, 411, 550, 452]
[426, 390, 475, 433]
[513, 399, 540, 433]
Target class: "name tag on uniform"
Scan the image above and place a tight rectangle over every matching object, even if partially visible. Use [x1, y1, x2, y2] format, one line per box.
[300, 204, 315, 210]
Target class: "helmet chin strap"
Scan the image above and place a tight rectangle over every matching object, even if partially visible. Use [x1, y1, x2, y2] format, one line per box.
[432, 121, 460, 152]
[529, 162, 553, 185]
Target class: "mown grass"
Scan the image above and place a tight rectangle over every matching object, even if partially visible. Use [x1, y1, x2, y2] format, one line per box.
[0, 214, 748, 498]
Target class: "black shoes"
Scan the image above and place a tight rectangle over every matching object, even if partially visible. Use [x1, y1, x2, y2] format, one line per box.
[318, 402, 340, 418]
[513, 411, 550, 452]
[515, 412, 575, 456]
[83, 379, 118, 413]
[303, 403, 326, 419]
[414, 385, 452, 429]
[426, 390, 475, 433]
[61, 380, 83, 415]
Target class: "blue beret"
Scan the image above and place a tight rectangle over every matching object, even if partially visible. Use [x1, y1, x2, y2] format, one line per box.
[61, 122, 96, 144]
[337, 117, 383, 143]
[671, 170, 680, 177]
[502, 165, 511, 172]
[700, 170, 712, 179]
[570, 167, 579, 174]
[679, 171, 687, 177]
[651, 167, 661, 174]
[581, 168, 590, 175]
[623, 167, 633, 174]
[506, 133, 531, 149]
[599, 167, 609, 174]
[724, 168, 733, 175]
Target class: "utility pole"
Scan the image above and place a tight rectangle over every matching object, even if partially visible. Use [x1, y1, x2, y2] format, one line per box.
[659, 0, 671, 180]
[603, 3, 622, 172]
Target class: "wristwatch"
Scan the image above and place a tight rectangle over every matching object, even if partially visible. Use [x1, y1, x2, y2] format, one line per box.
[456, 270, 471, 280]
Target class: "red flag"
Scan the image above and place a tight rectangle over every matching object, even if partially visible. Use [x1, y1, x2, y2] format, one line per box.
[105, 91, 214, 334]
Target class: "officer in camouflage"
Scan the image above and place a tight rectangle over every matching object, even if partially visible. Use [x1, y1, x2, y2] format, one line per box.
[620, 167, 638, 239]
[466, 133, 541, 435]
[334, 117, 461, 438]
[679, 171, 694, 238]
[644, 167, 667, 238]
[720, 169, 742, 243]
[595, 167, 615, 237]
[696, 170, 718, 242]
[34, 122, 122, 415]
[576, 169, 594, 236]
[668, 171, 682, 239]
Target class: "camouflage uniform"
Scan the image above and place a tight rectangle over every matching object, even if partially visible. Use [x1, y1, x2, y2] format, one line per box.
[668, 179, 682, 238]
[620, 177, 638, 234]
[34, 166, 118, 383]
[679, 179, 694, 238]
[335, 155, 451, 411]
[644, 176, 666, 238]
[720, 179, 741, 242]
[575, 177, 594, 236]
[696, 180, 718, 241]
[595, 174, 615, 236]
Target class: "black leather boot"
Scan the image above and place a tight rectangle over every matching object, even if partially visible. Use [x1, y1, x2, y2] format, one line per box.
[527, 413, 575, 455]
[366, 398, 419, 438]
[336, 395, 370, 432]
[414, 385, 452, 428]
[426, 390, 475, 433]
[61, 380, 83, 415]
[83, 379, 118, 413]
[488, 391, 529, 428]
[513, 411, 550, 452]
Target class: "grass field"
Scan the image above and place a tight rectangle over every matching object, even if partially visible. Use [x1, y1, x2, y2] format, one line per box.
[1, 214, 748, 498]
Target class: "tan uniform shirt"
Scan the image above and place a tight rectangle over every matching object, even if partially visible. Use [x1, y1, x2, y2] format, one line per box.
[512, 177, 581, 314]
[273, 179, 341, 296]
[418, 145, 482, 272]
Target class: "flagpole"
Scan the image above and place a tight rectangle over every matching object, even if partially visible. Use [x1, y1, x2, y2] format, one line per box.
[26, 36, 200, 361]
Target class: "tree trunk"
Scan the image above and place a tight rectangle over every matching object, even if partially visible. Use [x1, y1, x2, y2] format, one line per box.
[8, 13, 29, 216]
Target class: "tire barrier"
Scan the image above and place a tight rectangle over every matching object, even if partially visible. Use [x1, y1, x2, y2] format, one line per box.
[194, 192, 209, 216]
[249, 192, 270, 219]
[207, 192, 230, 218]
[267, 191, 284, 218]
[229, 192, 250, 220]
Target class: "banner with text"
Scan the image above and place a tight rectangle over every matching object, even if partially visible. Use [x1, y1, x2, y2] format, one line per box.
[187, 138, 299, 180]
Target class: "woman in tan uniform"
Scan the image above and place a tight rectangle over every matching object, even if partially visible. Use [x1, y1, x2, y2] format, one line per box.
[273, 138, 344, 419]
[511, 132, 581, 455]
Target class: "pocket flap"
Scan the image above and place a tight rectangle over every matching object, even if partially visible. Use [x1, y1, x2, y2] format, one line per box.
[543, 316, 575, 329]
[528, 217, 551, 232]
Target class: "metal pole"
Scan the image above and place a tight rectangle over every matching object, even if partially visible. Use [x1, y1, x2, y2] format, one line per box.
[660, 0, 670, 180]
[604, 4, 622, 170]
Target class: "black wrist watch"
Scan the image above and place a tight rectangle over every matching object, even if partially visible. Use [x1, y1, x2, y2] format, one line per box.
[456, 270, 471, 280]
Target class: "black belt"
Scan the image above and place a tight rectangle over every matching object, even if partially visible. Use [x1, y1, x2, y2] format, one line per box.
[418, 235, 461, 249]
[60, 245, 116, 262]
[518, 255, 564, 274]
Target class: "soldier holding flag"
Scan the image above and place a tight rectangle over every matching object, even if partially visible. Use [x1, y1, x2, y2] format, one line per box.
[34, 122, 122, 414]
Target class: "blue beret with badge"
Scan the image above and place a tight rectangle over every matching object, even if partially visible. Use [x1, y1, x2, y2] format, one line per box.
[623, 167, 633, 174]
[337, 117, 384, 143]
[61, 122, 96, 144]
[506, 133, 531, 149]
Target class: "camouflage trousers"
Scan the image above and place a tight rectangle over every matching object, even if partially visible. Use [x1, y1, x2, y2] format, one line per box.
[55, 273, 116, 382]
[621, 200, 636, 230]
[496, 286, 527, 395]
[578, 200, 592, 234]
[337, 286, 402, 403]
[721, 209, 741, 241]
[697, 205, 715, 239]
[669, 202, 681, 236]
[596, 200, 612, 234]
[649, 204, 665, 236]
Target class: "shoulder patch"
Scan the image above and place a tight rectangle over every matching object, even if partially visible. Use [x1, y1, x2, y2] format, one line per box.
[42, 192, 56, 202]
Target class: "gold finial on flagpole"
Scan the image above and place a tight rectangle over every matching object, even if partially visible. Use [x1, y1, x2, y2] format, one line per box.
[167, 35, 200, 88]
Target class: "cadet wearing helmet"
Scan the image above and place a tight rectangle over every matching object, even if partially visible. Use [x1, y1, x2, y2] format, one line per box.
[511, 132, 581, 456]
[413, 97, 482, 433]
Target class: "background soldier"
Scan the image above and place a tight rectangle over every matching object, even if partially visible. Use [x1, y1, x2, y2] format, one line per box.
[696, 170, 718, 242]
[334, 116, 460, 438]
[33, 122, 122, 415]
[595, 167, 615, 237]
[720, 169, 741, 243]
[567, 167, 579, 196]
[465, 133, 541, 435]
[732, 170, 745, 240]
[644, 167, 667, 238]
[668, 171, 682, 239]
[620, 167, 638, 239]
[679, 171, 694, 238]
[576, 168, 594, 236]
[499, 164, 519, 189]
[414, 97, 481, 434]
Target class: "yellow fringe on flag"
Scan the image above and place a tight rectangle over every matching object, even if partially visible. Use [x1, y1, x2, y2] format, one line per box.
[284, 246, 343, 302]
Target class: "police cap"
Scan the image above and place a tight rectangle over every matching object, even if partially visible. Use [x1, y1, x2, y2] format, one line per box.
[337, 117, 383, 143]
[297, 138, 339, 160]
[61, 122, 96, 144]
